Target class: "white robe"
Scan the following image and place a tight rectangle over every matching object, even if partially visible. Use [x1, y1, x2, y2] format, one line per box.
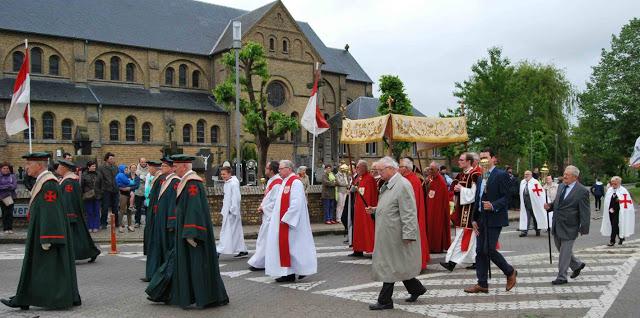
[445, 175, 476, 264]
[217, 176, 247, 254]
[631, 136, 640, 167]
[519, 178, 548, 230]
[601, 186, 635, 239]
[248, 175, 282, 268]
[265, 174, 317, 277]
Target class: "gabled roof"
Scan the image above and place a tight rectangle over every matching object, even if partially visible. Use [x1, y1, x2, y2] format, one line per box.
[0, 78, 225, 113]
[0, 0, 373, 84]
[329, 96, 425, 123]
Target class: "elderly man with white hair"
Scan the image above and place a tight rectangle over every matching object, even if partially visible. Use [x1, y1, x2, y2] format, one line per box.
[365, 156, 425, 310]
[544, 165, 590, 285]
[600, 176, 635, 246]
[265, 160, 317, 282]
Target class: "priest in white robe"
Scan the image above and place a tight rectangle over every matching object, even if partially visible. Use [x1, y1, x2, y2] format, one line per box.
[248, 161, 282, 271]
[631, 136, 640, 169]
[265, 160, 317, 282]
[216, 166, 248, 258]
[601, 176, 635, 246]
[519, 171, 548, 237]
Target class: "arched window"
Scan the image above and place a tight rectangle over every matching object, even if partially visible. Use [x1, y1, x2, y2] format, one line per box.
[31, 47, 43, 74]
[42, 112, 54, 139]
[192, 70, 200, 88]
[12, 51, 24, 72]
[110, 56, 120, 81]
[109, 121, 119, 141]
[142, 122, 152, 143]
[210, 125, 219, 144]
[23, 118, 35, 140]
[95, 60, 105, 79]
[165, 67, 174, 85]
[61, 119, 73, 140]
[49, 55, 60, 75]
[282, 39, 289, 53]
[196, 120, 205, 143]
[182, 124, 192, 143]
[267, 81, 286, 107]
[125, 116, 136, 141]
[290, 112, 299, 143]
[178, 64, 187, 87]
[269, 37, 275, 51]
[125, 63, 135, 82]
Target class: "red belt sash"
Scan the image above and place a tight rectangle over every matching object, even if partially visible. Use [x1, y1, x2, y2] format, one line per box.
[278, 176, 298, 267]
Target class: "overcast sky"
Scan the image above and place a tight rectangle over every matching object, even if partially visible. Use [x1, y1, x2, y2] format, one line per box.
[202, 0, 639, 116]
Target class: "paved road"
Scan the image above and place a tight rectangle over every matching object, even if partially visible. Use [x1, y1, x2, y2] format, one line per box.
[0, 208, 639, 318]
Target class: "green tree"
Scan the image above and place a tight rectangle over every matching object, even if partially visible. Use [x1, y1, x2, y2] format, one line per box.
[213, 42, 299, 177]
[575, 18, 640, 178]
[454, 47, 573, 173]
[377, 75, 413, 159]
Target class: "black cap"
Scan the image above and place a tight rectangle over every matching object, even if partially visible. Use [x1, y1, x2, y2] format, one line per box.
[147, 160, 162, 167]
[22, 152, 51, 161]
[56, 159, 76, 170]
[169, 154, 196, 163]
[161, 157, 174, 165]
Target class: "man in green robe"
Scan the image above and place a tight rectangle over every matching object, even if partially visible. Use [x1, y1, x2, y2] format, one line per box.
[142, 159, 167, 282]
[146, 155, 228, 308]
[56, 159, 100, 262]
[1, 152, 81, 310]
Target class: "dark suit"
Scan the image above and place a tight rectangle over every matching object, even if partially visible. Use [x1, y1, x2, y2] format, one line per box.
[548, 181, 590, 280]
[473, 167, 514, 288]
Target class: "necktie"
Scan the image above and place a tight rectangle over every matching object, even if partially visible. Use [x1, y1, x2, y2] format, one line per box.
[559, 185, 567, 202]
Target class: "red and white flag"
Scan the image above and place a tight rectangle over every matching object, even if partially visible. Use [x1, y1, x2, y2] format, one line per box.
[5, 47, 30, 136]
[301, 70, 329, 136]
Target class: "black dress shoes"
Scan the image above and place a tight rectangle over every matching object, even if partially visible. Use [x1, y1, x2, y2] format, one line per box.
[551, 279, 568, 285]
[234, 251, 249, 258]
[535, 230, 541, 236]
[619, 238, 625, 245]
[0, 298, 29, 310]
[88, 255, 97, 263]
[570, 263, 586, 279]
[369, 302, 393, 310]
[348, 252, 364, 257]
[405, 288, 427, 302]
[248, 266, 264, 272]
[275, 274, 296, 283]
[439, 261, 456, 272]
[466, 263, 477, 270]
[140, 277, 150, 282]
[519, 231, 528, 237]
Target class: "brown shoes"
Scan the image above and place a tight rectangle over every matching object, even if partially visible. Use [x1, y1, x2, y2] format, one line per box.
[463, 284, 488, 294]
[506, 270, 517, 291]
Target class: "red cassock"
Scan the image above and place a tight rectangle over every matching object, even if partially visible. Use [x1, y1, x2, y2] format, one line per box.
[352, 172, 378, 253]
[404, 172, 430, 269]
[426, 173, 451, 253]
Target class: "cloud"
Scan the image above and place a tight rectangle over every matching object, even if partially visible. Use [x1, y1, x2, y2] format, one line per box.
[201, 0, 640, 116]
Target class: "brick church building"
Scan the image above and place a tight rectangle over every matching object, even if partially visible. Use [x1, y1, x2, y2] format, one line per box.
[0, 0, 373, 167]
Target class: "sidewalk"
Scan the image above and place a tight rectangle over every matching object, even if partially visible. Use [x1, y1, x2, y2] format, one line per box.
[0, 211, 520, 244]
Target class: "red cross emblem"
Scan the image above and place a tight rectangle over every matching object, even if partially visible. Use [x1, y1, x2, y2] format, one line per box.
[532, 183, 543, 196]
[173, 182, 179, 190]
[64, 184, 74, 193]
[620, 194, 633, 209]
[44, 191, 57, 202]
[153, 205, 158, 214]
[188, 185, 198, 197]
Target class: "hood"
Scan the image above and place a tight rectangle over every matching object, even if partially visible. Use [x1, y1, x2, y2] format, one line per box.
[118, 164, 127, 173]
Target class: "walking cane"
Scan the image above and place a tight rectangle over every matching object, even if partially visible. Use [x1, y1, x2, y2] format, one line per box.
[541, 164, 552, 264]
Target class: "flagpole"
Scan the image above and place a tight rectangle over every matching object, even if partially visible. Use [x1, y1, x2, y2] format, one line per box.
[25, 39, 32, 153]
[310, 62, 320, 185]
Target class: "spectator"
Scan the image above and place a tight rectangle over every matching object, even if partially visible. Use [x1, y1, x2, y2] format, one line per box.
[532, 167, 540, 180]
[321, 164, 337, 224]
[506, 166, 520, 210]
[297, 166, 310, 195]
[440, 165, 453, 187]
[82, 161, 100, 233]
[116, 164, 139, 233]
[96, 152, 119, 229]
[591, 178, 605, 211]
[133, 158, 149, 228]
[0, 162, 17, 234]
[335, 164, 350, 226]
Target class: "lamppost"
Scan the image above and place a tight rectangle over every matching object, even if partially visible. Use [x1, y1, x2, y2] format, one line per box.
[233, 21, 242, 180]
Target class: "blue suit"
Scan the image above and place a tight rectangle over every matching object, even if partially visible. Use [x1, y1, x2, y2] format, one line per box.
[473, 167, 514, 288]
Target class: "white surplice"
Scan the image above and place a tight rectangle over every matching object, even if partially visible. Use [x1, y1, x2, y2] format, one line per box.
[265, 173, 317, 277]
[445, 175, 477, 264]
[601, 186, 635, 239]
[519, 178, 548, 230]
[217, 176, 247, 254]
[248, 175, 282, 268]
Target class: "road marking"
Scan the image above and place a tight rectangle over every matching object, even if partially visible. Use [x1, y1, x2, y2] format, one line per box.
[281, 280, 326, 291]
[220, 270, 252, 278]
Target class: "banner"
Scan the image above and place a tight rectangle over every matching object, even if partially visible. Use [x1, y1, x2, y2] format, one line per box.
[340, 115, 390, 144]
[390, 114, 468, 143]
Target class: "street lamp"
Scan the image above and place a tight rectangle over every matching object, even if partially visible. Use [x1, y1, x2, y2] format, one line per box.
[232, 21, 242, 181]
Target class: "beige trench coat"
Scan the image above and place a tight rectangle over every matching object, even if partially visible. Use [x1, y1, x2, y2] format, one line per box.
[372, 173, 421, 282]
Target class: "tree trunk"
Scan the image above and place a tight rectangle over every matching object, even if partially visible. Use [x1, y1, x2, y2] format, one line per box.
[256, 137, 270, 179]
